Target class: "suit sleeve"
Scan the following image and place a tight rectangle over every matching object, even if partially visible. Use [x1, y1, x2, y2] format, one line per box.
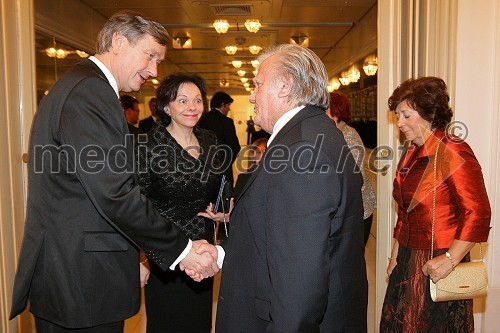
[59, 77, 188, 270]
[265, 141, 338, 332]
[225, 118, 241, 163]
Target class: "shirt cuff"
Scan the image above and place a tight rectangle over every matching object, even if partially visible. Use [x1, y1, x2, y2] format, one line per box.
[216, 245, 225, 269]
[169, 239, 192, 270]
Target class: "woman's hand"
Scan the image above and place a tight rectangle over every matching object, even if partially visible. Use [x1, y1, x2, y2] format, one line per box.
[197, 198, 234, 222]
[139, 259, 150, 288]
[387, 258, 397, 275]
[422, 240, 476, 283]
[422, 254, 454, 283]
[387, 240, 399, 275]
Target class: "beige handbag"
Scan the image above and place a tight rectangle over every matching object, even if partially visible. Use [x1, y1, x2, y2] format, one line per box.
[428, 143, 488, 302]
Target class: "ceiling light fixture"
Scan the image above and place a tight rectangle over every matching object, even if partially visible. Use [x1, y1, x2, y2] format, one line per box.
[328, 78, 341, 92]
[363, 54, 378, 76]
[347, 65, 360, 83]
[248, 45, 262, 55]
[173, 36, 192, 49]
[339, 71, 350, 86]
[232, 60, 243, 68]
[237, 70, 246, 77]
[244, 19, 261, 33]
[290, 36, 309, 47]
[219, 79, 229, 87]
[225, 45, 238, 55]
[240, 77, 249, 83]
[213, 19, 230, 34]
[251, 60, 259, 68]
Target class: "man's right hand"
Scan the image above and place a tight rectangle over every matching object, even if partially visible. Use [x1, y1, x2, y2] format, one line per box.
[179, 239, 219, 282]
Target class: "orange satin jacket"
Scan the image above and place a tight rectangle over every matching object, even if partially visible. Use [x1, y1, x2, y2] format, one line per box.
[393, 130, 491, 249]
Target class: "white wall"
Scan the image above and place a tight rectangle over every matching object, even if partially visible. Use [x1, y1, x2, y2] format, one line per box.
[455, 0, 500, 331]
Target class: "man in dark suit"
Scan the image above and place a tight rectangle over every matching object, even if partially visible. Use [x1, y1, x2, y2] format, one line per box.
[213, 44, 368, 332]
[121, 94, 144, 145]
[139, 97, 157, 132]
[197, 91, 241, 184]
[9, 11, 218, 332]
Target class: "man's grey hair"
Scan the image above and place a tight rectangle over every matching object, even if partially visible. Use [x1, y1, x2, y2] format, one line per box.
[257, 44, 330, 110]
[96, 10, 170, 54]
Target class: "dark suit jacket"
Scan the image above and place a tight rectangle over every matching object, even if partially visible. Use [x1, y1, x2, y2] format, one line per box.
[198, 109, 241, 183]
[216, 105, 368, 333]
[127, 122, 145, 147]
[10, 59, 189, 328]
[139, 116, 155, 133]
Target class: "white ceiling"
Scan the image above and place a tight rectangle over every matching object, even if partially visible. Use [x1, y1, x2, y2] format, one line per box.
[37, 0, 378, 95]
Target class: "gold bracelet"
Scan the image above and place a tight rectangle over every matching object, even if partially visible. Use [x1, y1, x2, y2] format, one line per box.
[388, 257, 397, 261]
[445, 251, 455, 269]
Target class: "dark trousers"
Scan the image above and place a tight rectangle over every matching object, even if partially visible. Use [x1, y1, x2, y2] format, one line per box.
[35, 317, 124, 333]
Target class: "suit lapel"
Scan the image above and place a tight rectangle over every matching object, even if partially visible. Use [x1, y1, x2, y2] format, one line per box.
[233, 105, 325, 206]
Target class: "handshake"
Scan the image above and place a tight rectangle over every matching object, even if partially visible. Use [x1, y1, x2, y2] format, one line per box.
[179, 240, 220, 282]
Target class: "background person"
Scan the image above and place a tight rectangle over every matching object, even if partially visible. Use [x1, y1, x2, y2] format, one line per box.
[121, 94, 144, 144]
[137, 73, 223, 333]
[139, 97, 158, 132]
[9, 11, 218, 333]
[380, 76, 491, 332]
[211, 44, 368, 333]
[198, 91, 241, 185]
[233, 137, 268, 200]
[328, 92, 376, 246]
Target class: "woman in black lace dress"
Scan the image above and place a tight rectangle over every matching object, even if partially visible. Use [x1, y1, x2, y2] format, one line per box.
[137, 73, 224, 333]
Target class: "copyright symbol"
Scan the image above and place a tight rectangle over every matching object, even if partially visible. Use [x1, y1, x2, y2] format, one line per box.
[446, 120, 468, 143]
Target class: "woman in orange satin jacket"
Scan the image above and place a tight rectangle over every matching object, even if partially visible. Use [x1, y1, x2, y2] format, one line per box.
[380, 76, 491, 333]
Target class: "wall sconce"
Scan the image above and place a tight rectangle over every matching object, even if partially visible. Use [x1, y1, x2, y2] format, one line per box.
[219, 79, 230, 87]
[339, 71, 350, 86]
[45, 47, 68, 59]
[46, 48, 90, 59]
[251, 60, 259, 68]
[290, 36, 309, 47]
[173, 36, 192, 49]
[232, 60, 243, 68]
[347, 65, 360, 83]
[240, 77, 249, 83]
[76, 50, 89, 58]
[225, 45, 238, 55]
[213, 19, 230, 34]
[363, 54, 378, 76]
[248, 45, 262, 55]
[237, 70, 246, 77]
[244, 19, 261, 33]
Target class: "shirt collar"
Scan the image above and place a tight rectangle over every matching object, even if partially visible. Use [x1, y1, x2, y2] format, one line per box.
[89, 56, 119, 98]
[267, 105, 305, 146]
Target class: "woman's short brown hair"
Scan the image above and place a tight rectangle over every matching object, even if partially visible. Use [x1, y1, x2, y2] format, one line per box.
[388, 76, 453, 130]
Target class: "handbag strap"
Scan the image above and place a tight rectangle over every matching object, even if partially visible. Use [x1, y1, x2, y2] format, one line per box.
[430, 142, 439, 260]
[429, 141, 483, 261]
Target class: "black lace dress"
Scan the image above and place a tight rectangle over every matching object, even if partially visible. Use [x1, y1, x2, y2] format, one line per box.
[137, 119, 223, 333]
